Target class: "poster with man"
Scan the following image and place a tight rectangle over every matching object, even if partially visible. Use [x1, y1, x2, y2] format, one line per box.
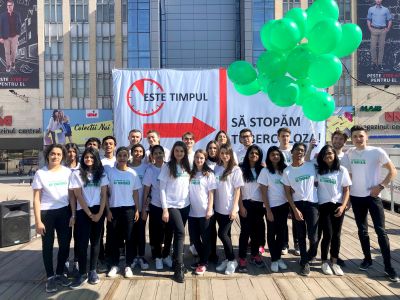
[0, 0, 38, 89]
[357, 0, 400, 85]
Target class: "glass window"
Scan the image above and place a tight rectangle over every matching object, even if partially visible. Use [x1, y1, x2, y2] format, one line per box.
[71, 0, 89, 22]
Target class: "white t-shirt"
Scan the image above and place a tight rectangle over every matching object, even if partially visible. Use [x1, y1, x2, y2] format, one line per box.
[280, 147, 292, 165]
[236, 145, 267, 164]
[145, 146, 171, 163]
[69, 170, 109, 210]
[142, 164, 163, 208]
[188, 151, 195, 168]
[317, 166, 352, 204]
[206, 159, 218, 171]
[214, 165, 244, 215]
[240, 168, 262, 202]
[257, 168, 288, 208]
[101, 156, 116, 173]
[189, 172, 217, 217]
[342, 146, 390, 197]
[158, 163, 190, 209]
[106, 167, 142, 208]
[132, 163, 148, 212]
[32, 166, 71, 210]
[281, 162, 318, 203]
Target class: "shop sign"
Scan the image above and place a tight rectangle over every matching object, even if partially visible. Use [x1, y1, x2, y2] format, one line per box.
[359, 106, 382, 112]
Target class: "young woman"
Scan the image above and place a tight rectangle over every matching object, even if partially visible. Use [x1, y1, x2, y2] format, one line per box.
[188, 149, 216, 275]
[45, 110, 60, 145]
[32, 144, 74, 293]
[238, 145, 265, 272]
[129, 144, 149, 270]
[106, 147, 141, 279]
[214, 144, 244, 275]
[206, 140, 219, 170]
[258, 146, 289, 272]
[316, 145, 351, 276]
[142, 145, 173, 270]
[158, 141, 191, 283]
[214, 131, 238, 164]
[69, 147, 108, 288]
[282, 142, 319, 277]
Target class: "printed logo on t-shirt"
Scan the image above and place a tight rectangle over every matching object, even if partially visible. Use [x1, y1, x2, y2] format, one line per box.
[113, 179, 130, 185]
[215, 175, 220, 183]
[191, 178, 200, 185]
[275, 179, 283, 185]
[320, 177, 336, 184]
[176, 172, 189, 178]
[295, 175, 310, 182]
[351, 159, 366, 165]
[48, 180, 68, 187]
[86, 181, 100, 187]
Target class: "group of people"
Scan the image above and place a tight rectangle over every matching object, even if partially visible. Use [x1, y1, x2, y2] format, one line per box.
[32, 125, 399, 293]
[45, 109, 73, 145]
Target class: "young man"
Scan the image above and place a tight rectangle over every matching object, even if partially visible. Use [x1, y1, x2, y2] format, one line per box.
[236, 128, 254, 164]
[277, 127, 299, 256]
[145, 130, 170, 163]
[342, 125, 398, 282]
[101, 136, 117, 170]
[85, 137, 101, 150]
[331, 130, 348, 159]
[182, 132, 195, 167]
[128, 129, 142, 149]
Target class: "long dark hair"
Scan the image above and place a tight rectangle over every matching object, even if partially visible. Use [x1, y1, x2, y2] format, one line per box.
[316, 145, 340, 175]
[219, 144, 237, 181]
[65, 143, 80, 167]
[240, 144, 263, 182]
[44, 144, 67, 165]
[168, 141, 191, 178]
[190, 149, 214, 179]
[206, 140, 219, 163]
[131, 143, 146, 159]
[214, 130, 232, 146]
[266, 146, 287, 174]
[79, 147, 104, 186]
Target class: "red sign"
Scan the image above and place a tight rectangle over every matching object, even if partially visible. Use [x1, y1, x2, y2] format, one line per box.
[0, 116, 12, 126]
[385, 112, 400, 122]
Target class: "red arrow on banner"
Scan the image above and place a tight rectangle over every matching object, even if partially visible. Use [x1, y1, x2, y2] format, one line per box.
[143, 117, 216, 141]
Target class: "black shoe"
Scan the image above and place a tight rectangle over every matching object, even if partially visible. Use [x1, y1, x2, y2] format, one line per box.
[72, 262, 80, 278]
[209, 254, 219, 264]
[97, 260, 108, 273]
[336, 257, 345, 267]
[190, 262, 200, 270]
[173, 263, 185, 283]
[88, 270, 100, 285]
[45, 277, 58, 293]
[54, 274, 72, 287]
[359, 259, 372, 271]
[70, 274, 88, 289]
[309, 256, 317, 263]
[300, 263, 310, 276]
[385, 267, 400, 282]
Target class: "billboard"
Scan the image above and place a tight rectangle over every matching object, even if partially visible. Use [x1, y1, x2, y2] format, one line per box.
[357, 0, 400, 85]
[42, 109, 113, 146]
[326, 106, 354, 142]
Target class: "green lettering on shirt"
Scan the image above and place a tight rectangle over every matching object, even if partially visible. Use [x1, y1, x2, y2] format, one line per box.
[49, 181, 68, 187]
[275, 179, 283, 185]
[320, 177, 336, 184]
[113, 179, 130, 185]
[295, 175, 310, 182]
[191, 179, 200, 185]
[351, 159, 366, 165]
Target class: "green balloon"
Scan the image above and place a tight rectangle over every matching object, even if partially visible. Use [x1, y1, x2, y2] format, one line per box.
[332, 23, 363, 58]
[306, 0, 339, 33]
[287, 45, 315, 79]
[260, 20, 278, 52]
[296, 78, 316, 106]
[302, 91, 336, 121]
[234, 80, 260, 96]
[227, 61, 257, 85]
[267, 76, 299, 107]
[256, 51, 287, 80]
[269, 19, 301, 52]
[307, 19, 342, 54]
[308, 54, 342, 88]
[285, 8, 308, 38]
[257, 73, 270, 93]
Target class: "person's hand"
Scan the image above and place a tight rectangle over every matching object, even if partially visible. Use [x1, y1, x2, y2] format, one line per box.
[206, 208, 213, 219]
[293, 207, 304, 221]
[134, 209, 139, 222]
[334, 205, 346, 217]
[91, 213, 102, 222]
[384, 27, 389, 33]
[69, 216, 75, 227]
[107, 210, 113, 222]
[346, 202, 352, 211]
[266, 209, 274, 222]
[141, 210, 148, 221]
[36, 221, 46, 236]
[370, 185, 382, 198]
[239, 206, 247, 218]
[162, 209, 169, 223]
[0, 39, 4, 44]
[229, 210, 237, 221]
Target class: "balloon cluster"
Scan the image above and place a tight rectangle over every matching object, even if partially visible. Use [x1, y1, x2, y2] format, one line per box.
[227, 0, 362, 121]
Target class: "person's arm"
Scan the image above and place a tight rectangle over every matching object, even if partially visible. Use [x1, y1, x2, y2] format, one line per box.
[370, 161, 397, 197]
[132, 189, 140, 221]
[73, 188, 93, 219]
[335, 186, 350, 217]
[386, 20, 392, 31]
[283, 184, 303, 221]
[229, 187, 241, 220]
[260, 184, 274, 222]
[238, 188, 247, 218]
[159, 180, 169, 223]
[206, 189, 214, 219]
[141, 185, 151, 220]
[68, 190, 76, 227]
[33, 189, 45, 235]
[367, 8, 373, 31]
[91, 186, 107, 222]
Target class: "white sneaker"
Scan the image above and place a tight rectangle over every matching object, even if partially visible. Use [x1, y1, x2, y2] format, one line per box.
[163, 256, 173, 268]
[216, 259, 229, 272]
[155, 258, 163, 270]
[107, 266, 119, 278]
[331, 263, 344, 276]
[225, 260, 238, 275]
[322, 262, 333, 275]
[281, 247, 288, 255]
[131, 257, 138, 269]
[271, 261, 279, 273]
[278, 259, 287, 270]
[124, 266, 134, 278]
[189, 244, 198, 256]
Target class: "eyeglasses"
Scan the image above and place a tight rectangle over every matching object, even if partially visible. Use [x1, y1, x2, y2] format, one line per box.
[241, 135, 252, 139]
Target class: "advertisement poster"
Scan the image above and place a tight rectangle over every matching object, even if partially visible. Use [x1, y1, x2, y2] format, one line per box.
[42, 109, 113, 146]
[113, 69, 325, 152]
[357, 0, 400, 85]
[326, 106, 354, 142]
[0, 1, 38, 89]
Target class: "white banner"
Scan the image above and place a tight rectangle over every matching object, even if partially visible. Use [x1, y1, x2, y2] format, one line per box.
[113, 68, 325, 153]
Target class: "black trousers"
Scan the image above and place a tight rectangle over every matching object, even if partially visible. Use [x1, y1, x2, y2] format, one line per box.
[188, 216, 211, 265]
[40, 206, 71, 278]
[293, 201, 319, 266]
[215, 212, 235, 261]
[132, 217, 146, 258]
[238, 200, 265, 258]
[108, 206, 136, 266]
[267, 203, 289, 262]
[318, 202, 345, 261]
[75, 205, 105, 274]
[168, 206, 190, 264]
[351, 196, 392, 268]
[283, 208, 299, 248]
[149, 204, 173, 259]
[209, 214, 218, 258]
